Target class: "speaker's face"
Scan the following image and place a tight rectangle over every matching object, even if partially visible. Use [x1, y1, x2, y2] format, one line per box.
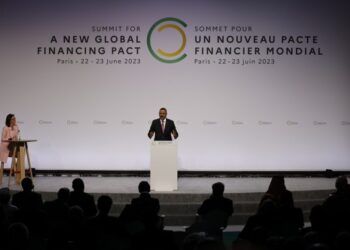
[159, 109, 167, 120]
[10, 116, 16, 127]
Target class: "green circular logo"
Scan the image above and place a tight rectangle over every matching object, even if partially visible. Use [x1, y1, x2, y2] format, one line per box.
[147, 17, 187, 63]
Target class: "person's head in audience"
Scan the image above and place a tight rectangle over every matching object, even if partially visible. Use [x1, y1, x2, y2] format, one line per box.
[138, 181, 151, 193]
[68, 205, 84, 223]
[212, 182, 224, 197]
[335, 176, 348, 193]
[97, 195, 113, 216]
[57, 187, 70, 202]
[72, 178, 85, 193]
[304, 231, 323, 249]
[7, 223, 30, 250]
[21, 177, 34, 192]
[0, 187, 11, 205]
[334, 231, 350, 250]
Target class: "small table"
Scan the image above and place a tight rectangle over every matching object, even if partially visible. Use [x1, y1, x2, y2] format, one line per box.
[4, 139, 37, 186]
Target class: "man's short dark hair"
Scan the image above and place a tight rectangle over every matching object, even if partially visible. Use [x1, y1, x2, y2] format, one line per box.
[5, 113, 14, 127]
[138, 181, 151, 193]
[159, 107, 167, 112]
[8, 223, 29, 246]
[21, 177, 34, 191]
[72, 178, 85, 192]
[57, 187, 70, 201]
[212, 182, 225, 196]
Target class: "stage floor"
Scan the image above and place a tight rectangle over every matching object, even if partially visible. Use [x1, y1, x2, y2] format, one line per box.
[3, 176, 339, 193]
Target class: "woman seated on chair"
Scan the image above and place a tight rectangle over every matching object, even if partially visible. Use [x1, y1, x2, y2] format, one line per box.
[0, 114, 20, 184]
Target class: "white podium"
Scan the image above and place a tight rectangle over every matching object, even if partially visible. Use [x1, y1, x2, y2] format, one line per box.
[150, 141, 178, 191]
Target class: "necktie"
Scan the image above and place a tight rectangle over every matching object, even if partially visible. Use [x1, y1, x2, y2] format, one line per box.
[161, 120, 165, 133]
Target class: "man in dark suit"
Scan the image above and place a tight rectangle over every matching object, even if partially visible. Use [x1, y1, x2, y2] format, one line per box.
[85, 195, 121, 248]
[12, 177, 43, 211]
[188, 182, 233, 237]
[68, 178, 97, 217]
[44, 187, 70, 224]
[198, 182, 234, 217]
[11, 177, 46, 236]
[148, 107, 178, 141]
[128, 181, 160, 229]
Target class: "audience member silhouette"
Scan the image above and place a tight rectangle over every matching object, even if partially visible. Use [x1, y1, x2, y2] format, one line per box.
[47, 205, 86, 250]
[239, 176, 305, 248]
[333, 231, 350, 250]
[11, 177, 47, 237]
[322, 175, 350, 238]
[263, 176, 303, 234]
[66, 206, 86, 249]
[88, 195, 119, 235]
[44, 187, 70, 225]
[6, 222, 30, 250]
[260, 176, 290, 207]
[120, 181, 179, 250]
[188, 182, 233, 238]
[239, 198, 280, 244]
[302, 205, 328, 237]
[85, 195, 120, 248]
[12, 177, 43, 211]
[0, 187, 18, 229]
[197, 182, 234, 217]
[0, 175, 347, 250]
[303, 231, 326, 250]
[68, 178, 97, 217]
[127, 181, 160, 230]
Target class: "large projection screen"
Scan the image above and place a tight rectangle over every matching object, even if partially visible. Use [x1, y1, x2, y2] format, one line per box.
[1, 0, 350, 171]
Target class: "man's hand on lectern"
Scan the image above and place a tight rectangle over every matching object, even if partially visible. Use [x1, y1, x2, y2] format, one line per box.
[148, 131, 154, 139]
[172, 130, 178, 139]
